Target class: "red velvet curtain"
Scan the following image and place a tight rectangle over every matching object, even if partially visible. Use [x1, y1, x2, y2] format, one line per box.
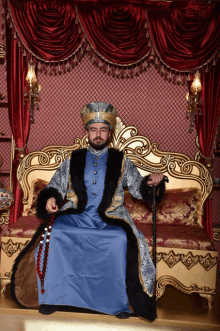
[6, 0, 83, 225]
[195, 62, 220, 239]
[147, 6, 220, 70]
[8, 1, 83, 61]
[6, 23, 30, 225]
[78, 5, 150, 64]
[147, 6, 220, 239]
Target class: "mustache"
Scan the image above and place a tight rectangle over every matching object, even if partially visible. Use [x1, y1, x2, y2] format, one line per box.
[94, 137, 103, 142]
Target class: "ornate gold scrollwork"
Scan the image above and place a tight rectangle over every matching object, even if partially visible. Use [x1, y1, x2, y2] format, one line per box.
[19, 240, 30, 251]
[149, 250, 163, 263]
[156, 275, 215, 300]
[156, 252, 163, 263]
[180, 251, 199, 270]
[158, 250, 217, 271]
[213, 229, 220, 241]
[162, 250, 181, 268]
[2, 239, 20, 257]
[1, 239, 30, 257]
[0, 213, 9, 225]
[111, 118, 212, 210]
[198, 253, 218, 271]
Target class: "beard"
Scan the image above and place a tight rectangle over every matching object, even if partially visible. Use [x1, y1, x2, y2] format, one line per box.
[88, 137, 109, 150]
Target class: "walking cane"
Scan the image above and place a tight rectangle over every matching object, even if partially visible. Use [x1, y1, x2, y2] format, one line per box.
[152, 176, 169, 267]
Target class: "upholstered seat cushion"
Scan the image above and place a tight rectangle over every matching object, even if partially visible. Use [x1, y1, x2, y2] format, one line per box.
[5, 216, 213, 251]
[136, 224, 214, 251]
[4, 216, 43, 238]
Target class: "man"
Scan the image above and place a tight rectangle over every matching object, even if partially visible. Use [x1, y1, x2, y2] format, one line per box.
[11, 102, 165, 321]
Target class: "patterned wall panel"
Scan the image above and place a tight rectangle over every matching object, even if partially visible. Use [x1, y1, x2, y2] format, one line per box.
[212, 190, 220, 224]
[0, 66, 7, 102]
[0, 107, 11, 136]
[28, 55, 198, 159]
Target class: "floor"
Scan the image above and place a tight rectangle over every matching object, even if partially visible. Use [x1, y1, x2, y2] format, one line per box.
[0, 277, 220, 331]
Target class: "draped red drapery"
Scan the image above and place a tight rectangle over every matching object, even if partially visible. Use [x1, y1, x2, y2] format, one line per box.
[147, 7, 220, 239]
[78, 5, 150, 64]
[4, 0, 220, 236]
[6, 22, 30, 225]
[194, 62, 220, 239]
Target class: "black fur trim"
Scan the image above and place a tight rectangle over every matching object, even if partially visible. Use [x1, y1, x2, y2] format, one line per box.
[10, 221, 47, 307]
[140, 175, 165, 204]
[36, 187, 63, 220]
[69, 149, 87, 212]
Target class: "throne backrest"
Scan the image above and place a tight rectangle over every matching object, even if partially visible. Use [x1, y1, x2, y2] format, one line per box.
[17, 117, 213, 225]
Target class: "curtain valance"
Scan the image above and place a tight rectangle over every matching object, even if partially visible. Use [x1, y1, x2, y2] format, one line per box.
[3, 0, 220, 79]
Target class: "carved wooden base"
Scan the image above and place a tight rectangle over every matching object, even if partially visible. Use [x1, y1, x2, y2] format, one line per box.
[156, 276, 215, 308]
[0, 275, 11, 297]
[199, 293, 214, 309]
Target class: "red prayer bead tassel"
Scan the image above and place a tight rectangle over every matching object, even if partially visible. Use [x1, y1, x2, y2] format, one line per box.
[36, 213, 56, 294]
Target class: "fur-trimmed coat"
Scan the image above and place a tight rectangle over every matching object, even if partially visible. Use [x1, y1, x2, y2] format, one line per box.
[11, 148, 165, 321]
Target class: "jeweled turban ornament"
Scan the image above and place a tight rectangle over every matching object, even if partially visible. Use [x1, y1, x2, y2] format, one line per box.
[80, 102, 118, 131]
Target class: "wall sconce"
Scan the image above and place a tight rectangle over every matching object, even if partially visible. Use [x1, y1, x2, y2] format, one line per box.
[0, 92, 5, 101]
[186, 70, 203, 133]
[24, 61, 41, 124]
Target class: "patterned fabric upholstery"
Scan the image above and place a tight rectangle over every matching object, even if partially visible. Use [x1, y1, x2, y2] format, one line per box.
[5, 216, 213, 251]
[5, 180, 209, 251]
[124, 187, 202, 226]
[136, 224, 213, 251]
[4, 216, 42, 238]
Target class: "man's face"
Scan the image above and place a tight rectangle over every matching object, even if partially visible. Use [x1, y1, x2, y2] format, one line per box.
[86, 123, 111, 150]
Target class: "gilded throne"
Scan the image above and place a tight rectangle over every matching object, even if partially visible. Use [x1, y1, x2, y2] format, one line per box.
[0, 117, 218, 309]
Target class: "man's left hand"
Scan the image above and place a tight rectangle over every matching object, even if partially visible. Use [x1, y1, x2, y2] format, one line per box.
[147, 173, 164, 186]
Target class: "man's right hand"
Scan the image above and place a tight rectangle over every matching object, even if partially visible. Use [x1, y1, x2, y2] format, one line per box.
[46, 197, 59, 213]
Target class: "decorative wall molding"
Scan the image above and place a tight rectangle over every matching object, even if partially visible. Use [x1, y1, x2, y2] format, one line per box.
[1, 239, 30, 257]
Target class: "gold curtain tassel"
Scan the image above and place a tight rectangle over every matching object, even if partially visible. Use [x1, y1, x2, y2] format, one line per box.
[155, 57, 159, 66]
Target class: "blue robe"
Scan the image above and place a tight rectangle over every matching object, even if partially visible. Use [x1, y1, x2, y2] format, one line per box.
[35, 149, 131, 315]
